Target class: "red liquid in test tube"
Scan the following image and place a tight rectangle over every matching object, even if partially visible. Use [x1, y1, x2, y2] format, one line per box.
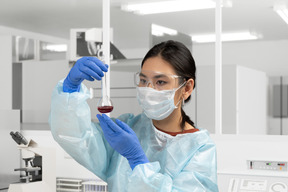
[97, 106, 114, 113]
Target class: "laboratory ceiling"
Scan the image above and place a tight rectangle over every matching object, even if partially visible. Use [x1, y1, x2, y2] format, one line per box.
[0, 0, 288, 42]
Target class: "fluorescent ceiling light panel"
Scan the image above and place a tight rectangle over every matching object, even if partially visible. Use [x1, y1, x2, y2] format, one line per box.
[191, 31, 260, 43]
[274, 3, 288, 25]
[121, 0, 216, 15]
[152, 24, 178, 36]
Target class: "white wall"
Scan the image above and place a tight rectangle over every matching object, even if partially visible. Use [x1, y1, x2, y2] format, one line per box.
[196, 65, 215, 133]
[193, 40, 288, 76]
[22, 60, 69, 123]
[0, 35, 13, 110]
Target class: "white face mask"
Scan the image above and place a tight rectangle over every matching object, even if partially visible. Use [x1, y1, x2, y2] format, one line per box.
[136, 82, 185, 120]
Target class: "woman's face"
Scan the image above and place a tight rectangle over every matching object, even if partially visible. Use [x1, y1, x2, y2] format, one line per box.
[141, 56, 184, 103]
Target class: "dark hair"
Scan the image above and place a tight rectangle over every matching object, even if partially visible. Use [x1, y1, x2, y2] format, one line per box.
[141, 40, 196, 130]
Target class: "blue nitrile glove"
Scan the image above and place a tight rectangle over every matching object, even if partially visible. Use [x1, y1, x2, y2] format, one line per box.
[63, 57, 108, 93]
[96, 114, 149, 170]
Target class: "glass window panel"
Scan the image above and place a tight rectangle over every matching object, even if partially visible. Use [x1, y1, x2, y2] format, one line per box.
[40, 41, 67, 61]
[12, 36, 35, 62]
[222, 1, 288, 135]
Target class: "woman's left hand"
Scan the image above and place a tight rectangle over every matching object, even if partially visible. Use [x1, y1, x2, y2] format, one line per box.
[96, 114, 149, 170]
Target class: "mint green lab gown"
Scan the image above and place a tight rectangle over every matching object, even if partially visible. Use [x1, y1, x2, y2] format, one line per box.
[49, 80, 219, 192]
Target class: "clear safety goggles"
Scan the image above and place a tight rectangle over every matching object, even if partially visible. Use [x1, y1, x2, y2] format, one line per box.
[134, 70, 185, 90]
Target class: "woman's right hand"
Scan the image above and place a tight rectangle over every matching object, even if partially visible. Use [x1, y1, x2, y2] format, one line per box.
[63, 57, 109, 93]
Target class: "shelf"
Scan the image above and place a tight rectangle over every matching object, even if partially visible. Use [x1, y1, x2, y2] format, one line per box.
[56, 188, 82, 192]
[82, 181, 107, 186]
[57, 183, 82, 187]
[56, 178, 82, 192]
[57, 179, 82, 182]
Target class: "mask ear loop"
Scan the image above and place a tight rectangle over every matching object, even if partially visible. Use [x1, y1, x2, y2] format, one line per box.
[175, 80, 187, 108]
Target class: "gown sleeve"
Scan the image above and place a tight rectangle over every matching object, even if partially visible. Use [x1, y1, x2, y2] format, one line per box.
[127, 138, 219, 192]
[49, 80, 114, 181]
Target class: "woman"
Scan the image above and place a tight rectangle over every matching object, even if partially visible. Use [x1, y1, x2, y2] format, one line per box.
[49, 40, 219, 191]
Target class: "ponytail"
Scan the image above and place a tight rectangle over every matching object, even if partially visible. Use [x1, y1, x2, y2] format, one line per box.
[180, 107, 195, 131]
